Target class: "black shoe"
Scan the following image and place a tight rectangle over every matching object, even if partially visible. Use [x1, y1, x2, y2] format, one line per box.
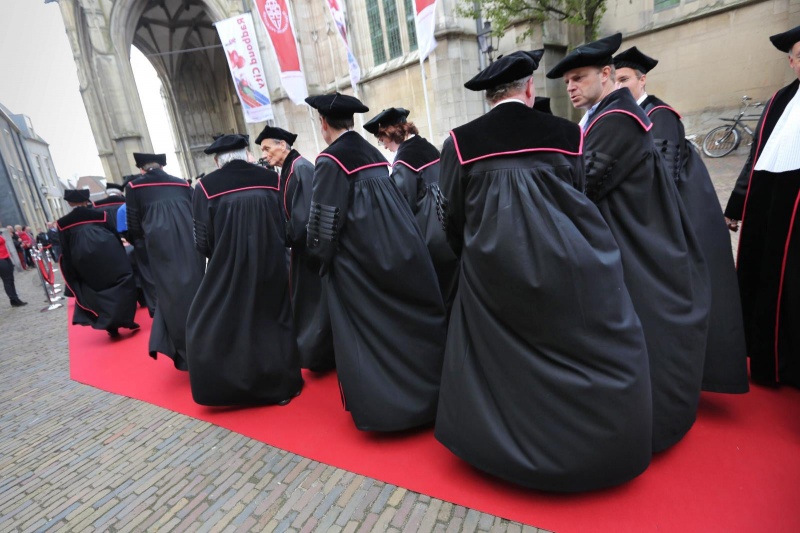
[128, 322, 141, 330]
[10, 300, 27, 307]
[107, 328, 120, 338]
[277, 389, 303, 406]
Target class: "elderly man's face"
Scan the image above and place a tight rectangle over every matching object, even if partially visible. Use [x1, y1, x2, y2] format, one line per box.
[563, 66, 606, 110]
[790, 42, 800, 80]
[260, 139, 288, 167]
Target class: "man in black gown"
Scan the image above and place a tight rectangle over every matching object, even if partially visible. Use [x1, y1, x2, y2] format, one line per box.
[725, 25, 800, 387]
[613, 46, 748, 395]
[305, 92, 447, 432]
[125, 153, 204, 371]
[257, 125, 335, 372]
[186, 134, 303, 406]
[435, 50, 652, 492]
[58, 189, 139, 337]
[547, 34, 711, 453]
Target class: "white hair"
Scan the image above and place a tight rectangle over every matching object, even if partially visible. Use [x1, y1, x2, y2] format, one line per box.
[215, 148, 249, 166]
[485, 75, 533, 104]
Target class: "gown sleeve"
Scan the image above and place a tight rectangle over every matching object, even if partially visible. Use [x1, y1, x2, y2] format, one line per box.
[583, 113, 646, 203]
[192, 185, 213, 258]
[438, 136, 465, 257]
[390, 164, 420, 212]
[125, 186, 143, 242]
[286, 162, 314, 250]
[306, 157, 350, 272]
[724, 100, 770, 221]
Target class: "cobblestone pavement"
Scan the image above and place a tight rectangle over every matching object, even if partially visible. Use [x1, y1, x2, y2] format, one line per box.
[0, 150, 746, 533]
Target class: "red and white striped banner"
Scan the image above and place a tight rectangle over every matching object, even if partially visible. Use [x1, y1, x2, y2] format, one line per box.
[415, 0, 438, 60]
[253, 0, 308, 105]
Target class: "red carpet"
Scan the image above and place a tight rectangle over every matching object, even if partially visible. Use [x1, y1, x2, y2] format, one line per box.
[68, 303, 800, 532]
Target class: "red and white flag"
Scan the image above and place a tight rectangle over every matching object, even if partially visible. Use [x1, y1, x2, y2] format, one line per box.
[325, 0, 361, 92]
[414, 0, 438, 60]
[253, 0, 308, 105]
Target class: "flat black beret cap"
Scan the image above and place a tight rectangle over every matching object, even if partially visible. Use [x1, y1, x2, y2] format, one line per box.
[464, 50, 544, 91]
[133, 152, 167, 168]
[105, 183, 124, 191]
[364, 108, 411, 135]
[204, 133, 250, 155]
[64, 189, 91, 203]
[613, 46, 658, 73]
[255, 126, 298, 146]
[770, 25, 800, 53]
[305, 92, 369, 119]
[546, 33, 623, 79]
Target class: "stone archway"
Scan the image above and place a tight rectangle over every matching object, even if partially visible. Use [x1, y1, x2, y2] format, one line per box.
[56, 0, 245, 181]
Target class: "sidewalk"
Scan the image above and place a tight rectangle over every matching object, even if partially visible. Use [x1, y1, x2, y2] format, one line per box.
[0, 150, 745, 532]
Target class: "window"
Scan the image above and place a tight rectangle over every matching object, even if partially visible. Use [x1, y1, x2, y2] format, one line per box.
[366, 0, 418, 65]
[654, 0, 680, 12]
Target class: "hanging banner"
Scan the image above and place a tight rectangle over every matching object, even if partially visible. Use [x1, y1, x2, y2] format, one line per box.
[215, 14, 274, 123]
[253, 0, 309, 105]
[415, 0, 438, 61]
[325, 0, 361, 91]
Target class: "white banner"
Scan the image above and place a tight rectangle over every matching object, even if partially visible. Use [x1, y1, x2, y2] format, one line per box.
[325, 0, 361, 92]
[215, 14, 274, 123]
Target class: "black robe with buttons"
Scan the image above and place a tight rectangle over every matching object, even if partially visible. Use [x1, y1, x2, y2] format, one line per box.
[306, 131, 447, 432]
[642, 95, 748, 394]
[281, 150, 335, 372]
[391, 136, 459, 310]
[126, 169, 205, 370]
[584, 89, 711, 452]
[57, 207, 138, 331]
[187, 160, 304, 406]
[435, 102, 652, 493]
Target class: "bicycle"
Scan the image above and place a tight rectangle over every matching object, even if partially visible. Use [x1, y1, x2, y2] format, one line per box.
[702, 96, 763, 158]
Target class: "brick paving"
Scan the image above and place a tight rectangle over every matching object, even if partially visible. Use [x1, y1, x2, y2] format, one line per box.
[0, 150, 746, 532]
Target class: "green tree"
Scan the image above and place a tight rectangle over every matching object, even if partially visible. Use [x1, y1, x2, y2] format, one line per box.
[459, 0, 606, 44]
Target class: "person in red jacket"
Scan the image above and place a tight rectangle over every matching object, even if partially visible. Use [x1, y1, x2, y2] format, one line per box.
[0, 225, 26, 307]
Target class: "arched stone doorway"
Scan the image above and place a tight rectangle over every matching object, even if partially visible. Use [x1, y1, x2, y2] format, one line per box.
[56, 0, 247, 181]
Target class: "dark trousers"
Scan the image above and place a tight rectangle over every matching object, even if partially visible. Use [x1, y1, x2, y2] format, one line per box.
[0, 258, 20, 302]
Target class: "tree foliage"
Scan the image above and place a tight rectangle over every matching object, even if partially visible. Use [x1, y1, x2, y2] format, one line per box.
[458, 0, 607, 44]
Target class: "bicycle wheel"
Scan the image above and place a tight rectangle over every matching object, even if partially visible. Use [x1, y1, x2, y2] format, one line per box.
[702, 125, 740, 158]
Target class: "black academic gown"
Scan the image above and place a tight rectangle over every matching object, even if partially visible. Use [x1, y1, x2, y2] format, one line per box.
[126, 169, 205, 370]
[391, 136, 459, 309]
[282, 150, 335, 372]
[57, 207, 138, 331]
[642, 95, 748, 394]
[725, 79, 800, 387]
[307, 131, 447, 432]
[435, 102, 652, 493]
[92, 196, 126, 232]
[584, 89, 711, 452]
[186, 160, 303, 406]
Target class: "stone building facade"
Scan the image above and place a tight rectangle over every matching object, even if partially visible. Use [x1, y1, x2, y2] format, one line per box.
[0, 103, 60, 231]
[51, 0, 800, 181]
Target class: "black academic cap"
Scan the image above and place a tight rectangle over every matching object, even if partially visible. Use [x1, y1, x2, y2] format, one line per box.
[133, 152, 167, 168]
[613, 46, 658, 73]
[63, 189, 91, 203]
[305, 92, 369, 119]
[770, 25, 800, 53]
[204, 133, 250, 155]
[533, 97, 552, 115]
[106, 182, 124, 191]
[363, 108, 411, 135]
[546, 33, 623, 79]
[464, 50, 544, 91]
[255, 125, 298, 146]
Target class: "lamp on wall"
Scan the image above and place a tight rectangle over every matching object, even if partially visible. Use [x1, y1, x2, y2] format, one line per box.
[40, 185, 49, 197]
[477, 21, 498, 64]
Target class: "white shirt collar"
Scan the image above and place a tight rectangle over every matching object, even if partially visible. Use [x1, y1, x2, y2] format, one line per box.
[491, 98, 527, 109]
[636, 92, 649, 105]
